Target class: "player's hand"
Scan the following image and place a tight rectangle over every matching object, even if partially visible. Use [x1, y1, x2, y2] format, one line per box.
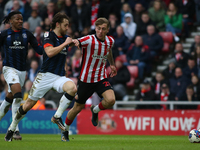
[110, 65, 117, 77]
[65, 37, 72, 46]
[72, 39, 80, 49]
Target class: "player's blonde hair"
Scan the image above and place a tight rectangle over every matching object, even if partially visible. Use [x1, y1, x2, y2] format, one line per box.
[95, 18, 110, 28]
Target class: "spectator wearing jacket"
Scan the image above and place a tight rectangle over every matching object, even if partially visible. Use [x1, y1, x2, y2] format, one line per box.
[191, 75, 200, 100]
[136, 12, 155, 36]
[126, 36, 149, 79]
[172, 43, 189, 69]
[169, 67, 190, 101]
[179, 85, 198, 109]
[136, 79, 156, 109]
[164, 3, 182, 42]
[162, 59, 176, 80]
[142, 25, 163, 58]
[112, 25, 130, 59]
[190, 35, 200, 56]
[183, 58, 198, 79]
[109, 57, 130, 101]
[148, 0, 166, 31]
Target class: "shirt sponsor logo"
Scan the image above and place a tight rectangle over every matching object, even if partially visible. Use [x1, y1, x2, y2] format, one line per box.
[9, 40, 25, 49]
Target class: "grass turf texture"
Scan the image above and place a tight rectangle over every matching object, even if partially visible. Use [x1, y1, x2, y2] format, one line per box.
[0, 134, 199, 150]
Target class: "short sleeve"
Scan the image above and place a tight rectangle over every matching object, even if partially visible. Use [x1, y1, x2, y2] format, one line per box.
[43, 32, 54, 48]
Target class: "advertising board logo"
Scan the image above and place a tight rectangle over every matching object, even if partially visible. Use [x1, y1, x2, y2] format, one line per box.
[97, 114, 116, 132]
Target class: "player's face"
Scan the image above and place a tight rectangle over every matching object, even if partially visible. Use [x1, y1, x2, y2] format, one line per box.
[10, 14, 23, 30]
[95, 23, 109, 41]
[59, 19, 69, 36]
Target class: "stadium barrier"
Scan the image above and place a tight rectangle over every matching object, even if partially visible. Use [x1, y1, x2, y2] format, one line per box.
[113, 101, 200, 110]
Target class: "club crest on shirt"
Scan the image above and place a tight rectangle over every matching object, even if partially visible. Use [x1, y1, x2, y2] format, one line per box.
[22, 33, 27, 38]
[44, 32, 49, 38]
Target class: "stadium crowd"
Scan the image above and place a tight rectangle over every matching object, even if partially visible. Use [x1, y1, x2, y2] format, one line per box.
[0, 0, 200, 110]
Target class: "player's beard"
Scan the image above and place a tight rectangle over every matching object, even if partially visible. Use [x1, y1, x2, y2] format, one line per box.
[60, 28, 67, 36]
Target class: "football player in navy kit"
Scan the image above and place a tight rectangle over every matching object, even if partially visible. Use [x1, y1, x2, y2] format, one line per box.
[0, 11, 43, 140]
[4, 12, 77, 142]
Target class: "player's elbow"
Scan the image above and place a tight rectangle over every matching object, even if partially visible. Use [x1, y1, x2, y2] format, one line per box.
[46, 51, 54, 58]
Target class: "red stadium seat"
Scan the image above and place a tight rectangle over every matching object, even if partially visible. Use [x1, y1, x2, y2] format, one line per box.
[117, 54, 127, 63]
[159, 32, 173, 44]
[162, 42, 170, 53]
[127, 66, 138, 78]
[126, 66, 138, 89]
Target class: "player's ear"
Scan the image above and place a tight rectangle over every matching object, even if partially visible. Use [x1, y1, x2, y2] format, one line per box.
[56, 22, 59, 28]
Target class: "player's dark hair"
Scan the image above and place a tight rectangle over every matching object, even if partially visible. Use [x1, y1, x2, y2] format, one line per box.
[2, 11, 22, 24]
[95, 18, 110, 28]
[51, 12, 69, 30]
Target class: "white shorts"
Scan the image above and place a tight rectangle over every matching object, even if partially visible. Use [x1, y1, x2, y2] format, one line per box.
[28, 72, 74, 101]
[3, 66, 26, 93]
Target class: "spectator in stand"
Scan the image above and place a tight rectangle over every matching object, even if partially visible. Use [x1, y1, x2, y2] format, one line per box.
[136, 79, 156, 109]
[126, 36, 149, 80]
[173, 43, 189, 69]
[169, 67, 190, 101]
[128, 0, 148, 12]
[44, 90, 63, 108]
[56, 0, 65, 12]
[136, 12, 155, 36]
[179, 85, 198, 109]
[148, 0, 166, 31]
[27, 59, 40, 82]
[112, 25, 130, 59]
[120, 3, 132, 23]
[109, 57, 130, 101]
[98, 0, 121, 20]
[183, 58, 198, 79]
[71, 48, 82, 78]
[23, 0, 32, 21]
[194, 44, 200, 78]
[163, 0, 171, 7]
[88, 0, 100, 33]
[28, 10, 43, 33]
[152, 71, 169, 100]
[23, 21, 29, 30]
[34, 26, 43, 45]
[194, 0, 200, 26]
[108, 13, 119, 36]
[71, 0, 90, 38]
[162, 59, 176, 80]
[175, 0, 195, 37]
[121, 13, 137, 42]
[191, 75, 200, 100]
[132, 3, 145, 26]
[4, 0, 24, 16]
[142, 25, 163, 58]
[63, 0, 74, 18]
[164, 2, 182, 42]
[42, 18, 51, 32]
[159, 83, 174, 110]
[41, 1, 57, 22]
[26, 48, 40, 71]
[190, 35, 200, 56]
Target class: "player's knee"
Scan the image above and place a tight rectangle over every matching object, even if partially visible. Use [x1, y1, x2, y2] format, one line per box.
[108, 97, 115, 106]
[63, 81, 77, 95]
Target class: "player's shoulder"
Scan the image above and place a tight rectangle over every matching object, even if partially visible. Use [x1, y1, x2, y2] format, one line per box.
[43, 31, 53, 38]
[78, 34, 92, 41]
[106, 35, 115, 42]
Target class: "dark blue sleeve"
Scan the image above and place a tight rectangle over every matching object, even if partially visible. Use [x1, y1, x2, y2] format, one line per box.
[27, 31, 43, 55]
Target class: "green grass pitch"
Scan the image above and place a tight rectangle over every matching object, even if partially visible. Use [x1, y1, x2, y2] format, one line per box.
[0, 134, 199, 150]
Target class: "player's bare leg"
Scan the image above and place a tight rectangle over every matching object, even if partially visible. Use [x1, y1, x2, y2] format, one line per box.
[91, 89, 115, 126]
[62, 101, 85, 141]
[51, 81, 76, 131]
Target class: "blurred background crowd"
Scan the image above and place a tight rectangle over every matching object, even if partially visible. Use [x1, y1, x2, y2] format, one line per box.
[0, 0, 200, 110]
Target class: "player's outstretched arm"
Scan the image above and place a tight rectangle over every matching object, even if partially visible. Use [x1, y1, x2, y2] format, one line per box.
[45, 37, 72, 58]
[107, 49, 117, 77]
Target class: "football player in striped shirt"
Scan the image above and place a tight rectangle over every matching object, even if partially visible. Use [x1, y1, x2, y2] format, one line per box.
[61, 18, 117, 141]
[5, 12, 77, 142]
[0, 11, 43, 140]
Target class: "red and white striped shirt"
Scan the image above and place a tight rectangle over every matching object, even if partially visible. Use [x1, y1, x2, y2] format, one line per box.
[78, 34, 115, 83]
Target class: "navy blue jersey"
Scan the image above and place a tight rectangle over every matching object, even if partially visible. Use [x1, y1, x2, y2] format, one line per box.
[40, 31, 69, 76]
[0, 28, 43, 71]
